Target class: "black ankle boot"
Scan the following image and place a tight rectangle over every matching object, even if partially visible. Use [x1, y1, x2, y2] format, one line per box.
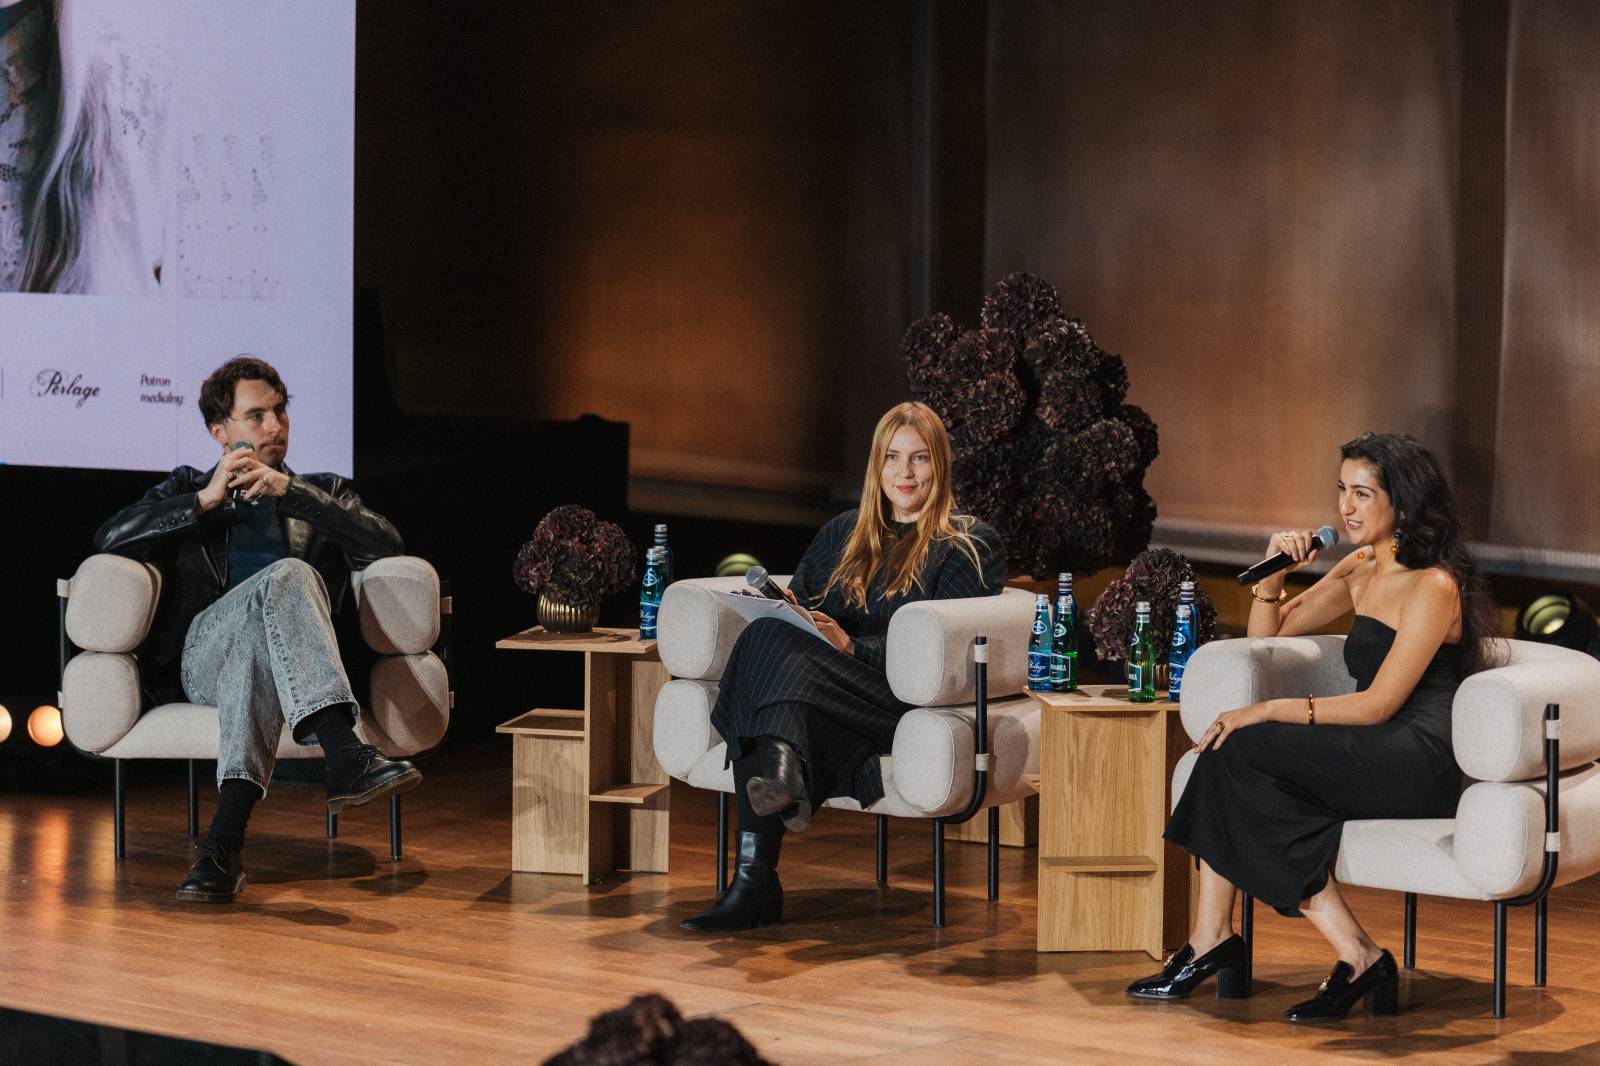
[1125, 934, 1250, 1000]
[1284, 950, 1398, 1022]
[746, 736, 811, 832]
[680, 831, 784, 932]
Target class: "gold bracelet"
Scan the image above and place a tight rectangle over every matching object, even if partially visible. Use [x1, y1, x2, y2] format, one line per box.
[1251, 582, 1287, 605]
[1307, 694, 1316, 726]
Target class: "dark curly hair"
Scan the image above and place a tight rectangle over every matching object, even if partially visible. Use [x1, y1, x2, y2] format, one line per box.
[198, 355, 287, 427]
[1340, 432, 1499, 675]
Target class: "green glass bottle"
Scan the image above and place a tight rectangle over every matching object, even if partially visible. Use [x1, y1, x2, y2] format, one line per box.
[1126, 600, 1156, 703]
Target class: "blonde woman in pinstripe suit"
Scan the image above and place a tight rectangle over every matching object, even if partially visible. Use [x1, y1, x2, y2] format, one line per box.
[683, 402, 1006, 932]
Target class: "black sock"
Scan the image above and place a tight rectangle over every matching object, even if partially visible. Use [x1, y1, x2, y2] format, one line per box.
[732, 747, 785, 836]
[302, 703, 362, 768]
[206, 779, 261, 852]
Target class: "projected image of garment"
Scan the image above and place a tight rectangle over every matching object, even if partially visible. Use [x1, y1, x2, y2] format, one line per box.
[0, 0, 282, 298]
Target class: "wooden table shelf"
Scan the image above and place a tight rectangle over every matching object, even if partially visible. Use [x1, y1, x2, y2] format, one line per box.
[495, 627, 672, 883]
[1033, 683, 1191, 959]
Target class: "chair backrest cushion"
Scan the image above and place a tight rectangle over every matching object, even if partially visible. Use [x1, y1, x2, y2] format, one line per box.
[885, 587, 1034, 706]
[66, 554, 162, 653]
[1179, 635, 1356, 740]
[354, 556, 440, 655]
[1452, 639, 1600, 782]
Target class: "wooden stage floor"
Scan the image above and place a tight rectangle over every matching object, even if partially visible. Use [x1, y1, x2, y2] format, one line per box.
[3, 740, 1599, 1065]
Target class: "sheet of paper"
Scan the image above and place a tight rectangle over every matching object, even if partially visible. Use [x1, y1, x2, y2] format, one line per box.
[710, 589, 828, 644]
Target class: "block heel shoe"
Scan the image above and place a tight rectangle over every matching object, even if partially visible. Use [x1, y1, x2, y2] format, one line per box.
[1125, 934, 1251, 1001]
[1284, 949, 1399, 1022]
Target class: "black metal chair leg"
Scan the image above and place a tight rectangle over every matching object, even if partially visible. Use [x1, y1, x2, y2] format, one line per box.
[933, 821, 946, 928]
[1535, 896, 1548, 987]
[876, 815, 888, 886]
[1404, 892, 1417, 969]
[326, 811, 338, 838]
[390, 796, 402, 861]
[186, 760, 199, 838]
[716, 792, 729, 894]
[987, 806, 1000, 901]
[113, 759, 126, 861]
[1494, 901, 1508, 1018]
[1240, 892, 1255, 992]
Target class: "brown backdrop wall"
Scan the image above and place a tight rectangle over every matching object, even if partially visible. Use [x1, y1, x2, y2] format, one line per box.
[356, 1, 916, 499]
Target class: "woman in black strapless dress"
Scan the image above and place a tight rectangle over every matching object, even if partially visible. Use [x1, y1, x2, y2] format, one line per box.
[1128, 433, 1498, 1021]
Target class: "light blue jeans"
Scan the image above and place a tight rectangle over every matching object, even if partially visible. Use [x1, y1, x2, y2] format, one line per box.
[180, 558, 357, 794]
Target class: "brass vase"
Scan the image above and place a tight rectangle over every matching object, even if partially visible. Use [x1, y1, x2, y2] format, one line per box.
[538, 594, 598, 633]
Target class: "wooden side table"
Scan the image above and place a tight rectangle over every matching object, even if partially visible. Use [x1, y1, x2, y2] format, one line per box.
[495, 627, 672, 883]
[1032, 683, 1191, 958]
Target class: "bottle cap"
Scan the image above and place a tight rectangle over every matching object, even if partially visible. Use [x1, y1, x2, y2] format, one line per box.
[1036, 593, 1049, 603]
[646, 547, 663, 562]
[654, 523, 668, 534]
[1135, 600, 1151, 613]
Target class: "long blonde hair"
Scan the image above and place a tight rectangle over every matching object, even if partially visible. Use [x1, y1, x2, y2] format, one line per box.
[820, 401, 984, 609]
[20, 0, 111, 293]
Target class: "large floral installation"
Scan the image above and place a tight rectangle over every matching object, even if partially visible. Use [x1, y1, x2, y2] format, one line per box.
[903, 272, 1159, 577]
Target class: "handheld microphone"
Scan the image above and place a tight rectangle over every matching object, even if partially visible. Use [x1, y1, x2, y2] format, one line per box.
[227, 440, 255, 508]
[1235, 525, 1339, 585]
[745, 565, 787, 601]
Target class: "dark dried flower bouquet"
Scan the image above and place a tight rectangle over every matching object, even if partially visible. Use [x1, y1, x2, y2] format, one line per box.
[903, 272, 1159, 577]
[513, 505, 636, 609]
[1089, 548, 1217, 664]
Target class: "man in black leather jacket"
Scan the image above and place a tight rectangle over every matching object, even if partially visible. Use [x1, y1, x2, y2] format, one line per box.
[95, 355, 421, 902]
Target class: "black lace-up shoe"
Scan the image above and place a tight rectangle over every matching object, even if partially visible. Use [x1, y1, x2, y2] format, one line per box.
[326, 744, 422, 813]
[175, 838, 246, 903]
[1125, 934, 1251, 1000]
[1285, 950, 1399, 1022]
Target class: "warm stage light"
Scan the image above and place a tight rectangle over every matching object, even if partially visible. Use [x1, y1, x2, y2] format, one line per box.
[1516, 593, 1600, 657]
[27, 705, 64, 747]
[0, 704, 10, 743]
[715, 553, 763, 578]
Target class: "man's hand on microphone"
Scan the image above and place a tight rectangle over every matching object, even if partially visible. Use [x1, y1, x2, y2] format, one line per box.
[230, 456, 291, 502]
[196, 446, 256, 513]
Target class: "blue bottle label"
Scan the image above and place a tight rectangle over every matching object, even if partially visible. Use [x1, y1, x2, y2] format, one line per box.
[1127, 661, 1143, 692]
[1028, 651, 1050, 689]
[1169, 660, 1185, 701]
[639, 601, 658, 637]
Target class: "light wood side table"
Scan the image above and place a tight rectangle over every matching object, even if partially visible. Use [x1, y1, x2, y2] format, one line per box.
[1032, 683, 1191, 958]
[495, 627, 672, 883]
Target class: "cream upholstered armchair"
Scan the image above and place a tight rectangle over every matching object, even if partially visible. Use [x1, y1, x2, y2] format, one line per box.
[651, 576, 1039, 926]
[58, 553, 452, 862]
[1172, 635, 1600, 1017]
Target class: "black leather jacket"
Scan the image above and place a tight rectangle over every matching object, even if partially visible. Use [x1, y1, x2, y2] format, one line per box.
[93, 464, 403, 702]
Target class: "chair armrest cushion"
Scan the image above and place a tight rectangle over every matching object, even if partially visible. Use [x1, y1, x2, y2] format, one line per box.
[62, 652, 143, 752]
[1179, 635, 1355, 741]
[354, 556, 441, 655]
[1454, 763, 1600, 897]
[652, 678, 720, 779]
[656, 576, 791, 680]
[890, 694, 1038, 815]
[885, 588, 1034, 706]
[1452, 640, 1600, 782]
[65, 555, 162, 653]
[360, 652, 450, 756]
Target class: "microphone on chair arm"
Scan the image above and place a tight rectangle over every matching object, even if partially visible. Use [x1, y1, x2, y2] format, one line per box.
[745, 566, 787, 601]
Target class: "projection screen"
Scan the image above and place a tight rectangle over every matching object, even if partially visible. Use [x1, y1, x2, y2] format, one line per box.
[0, 0, 355, 473]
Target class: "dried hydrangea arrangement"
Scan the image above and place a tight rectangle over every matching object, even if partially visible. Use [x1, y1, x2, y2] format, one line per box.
[1088, 548, 1217, 664]
[512, 504, 636, 609]
[903, 272, 1159, 577]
